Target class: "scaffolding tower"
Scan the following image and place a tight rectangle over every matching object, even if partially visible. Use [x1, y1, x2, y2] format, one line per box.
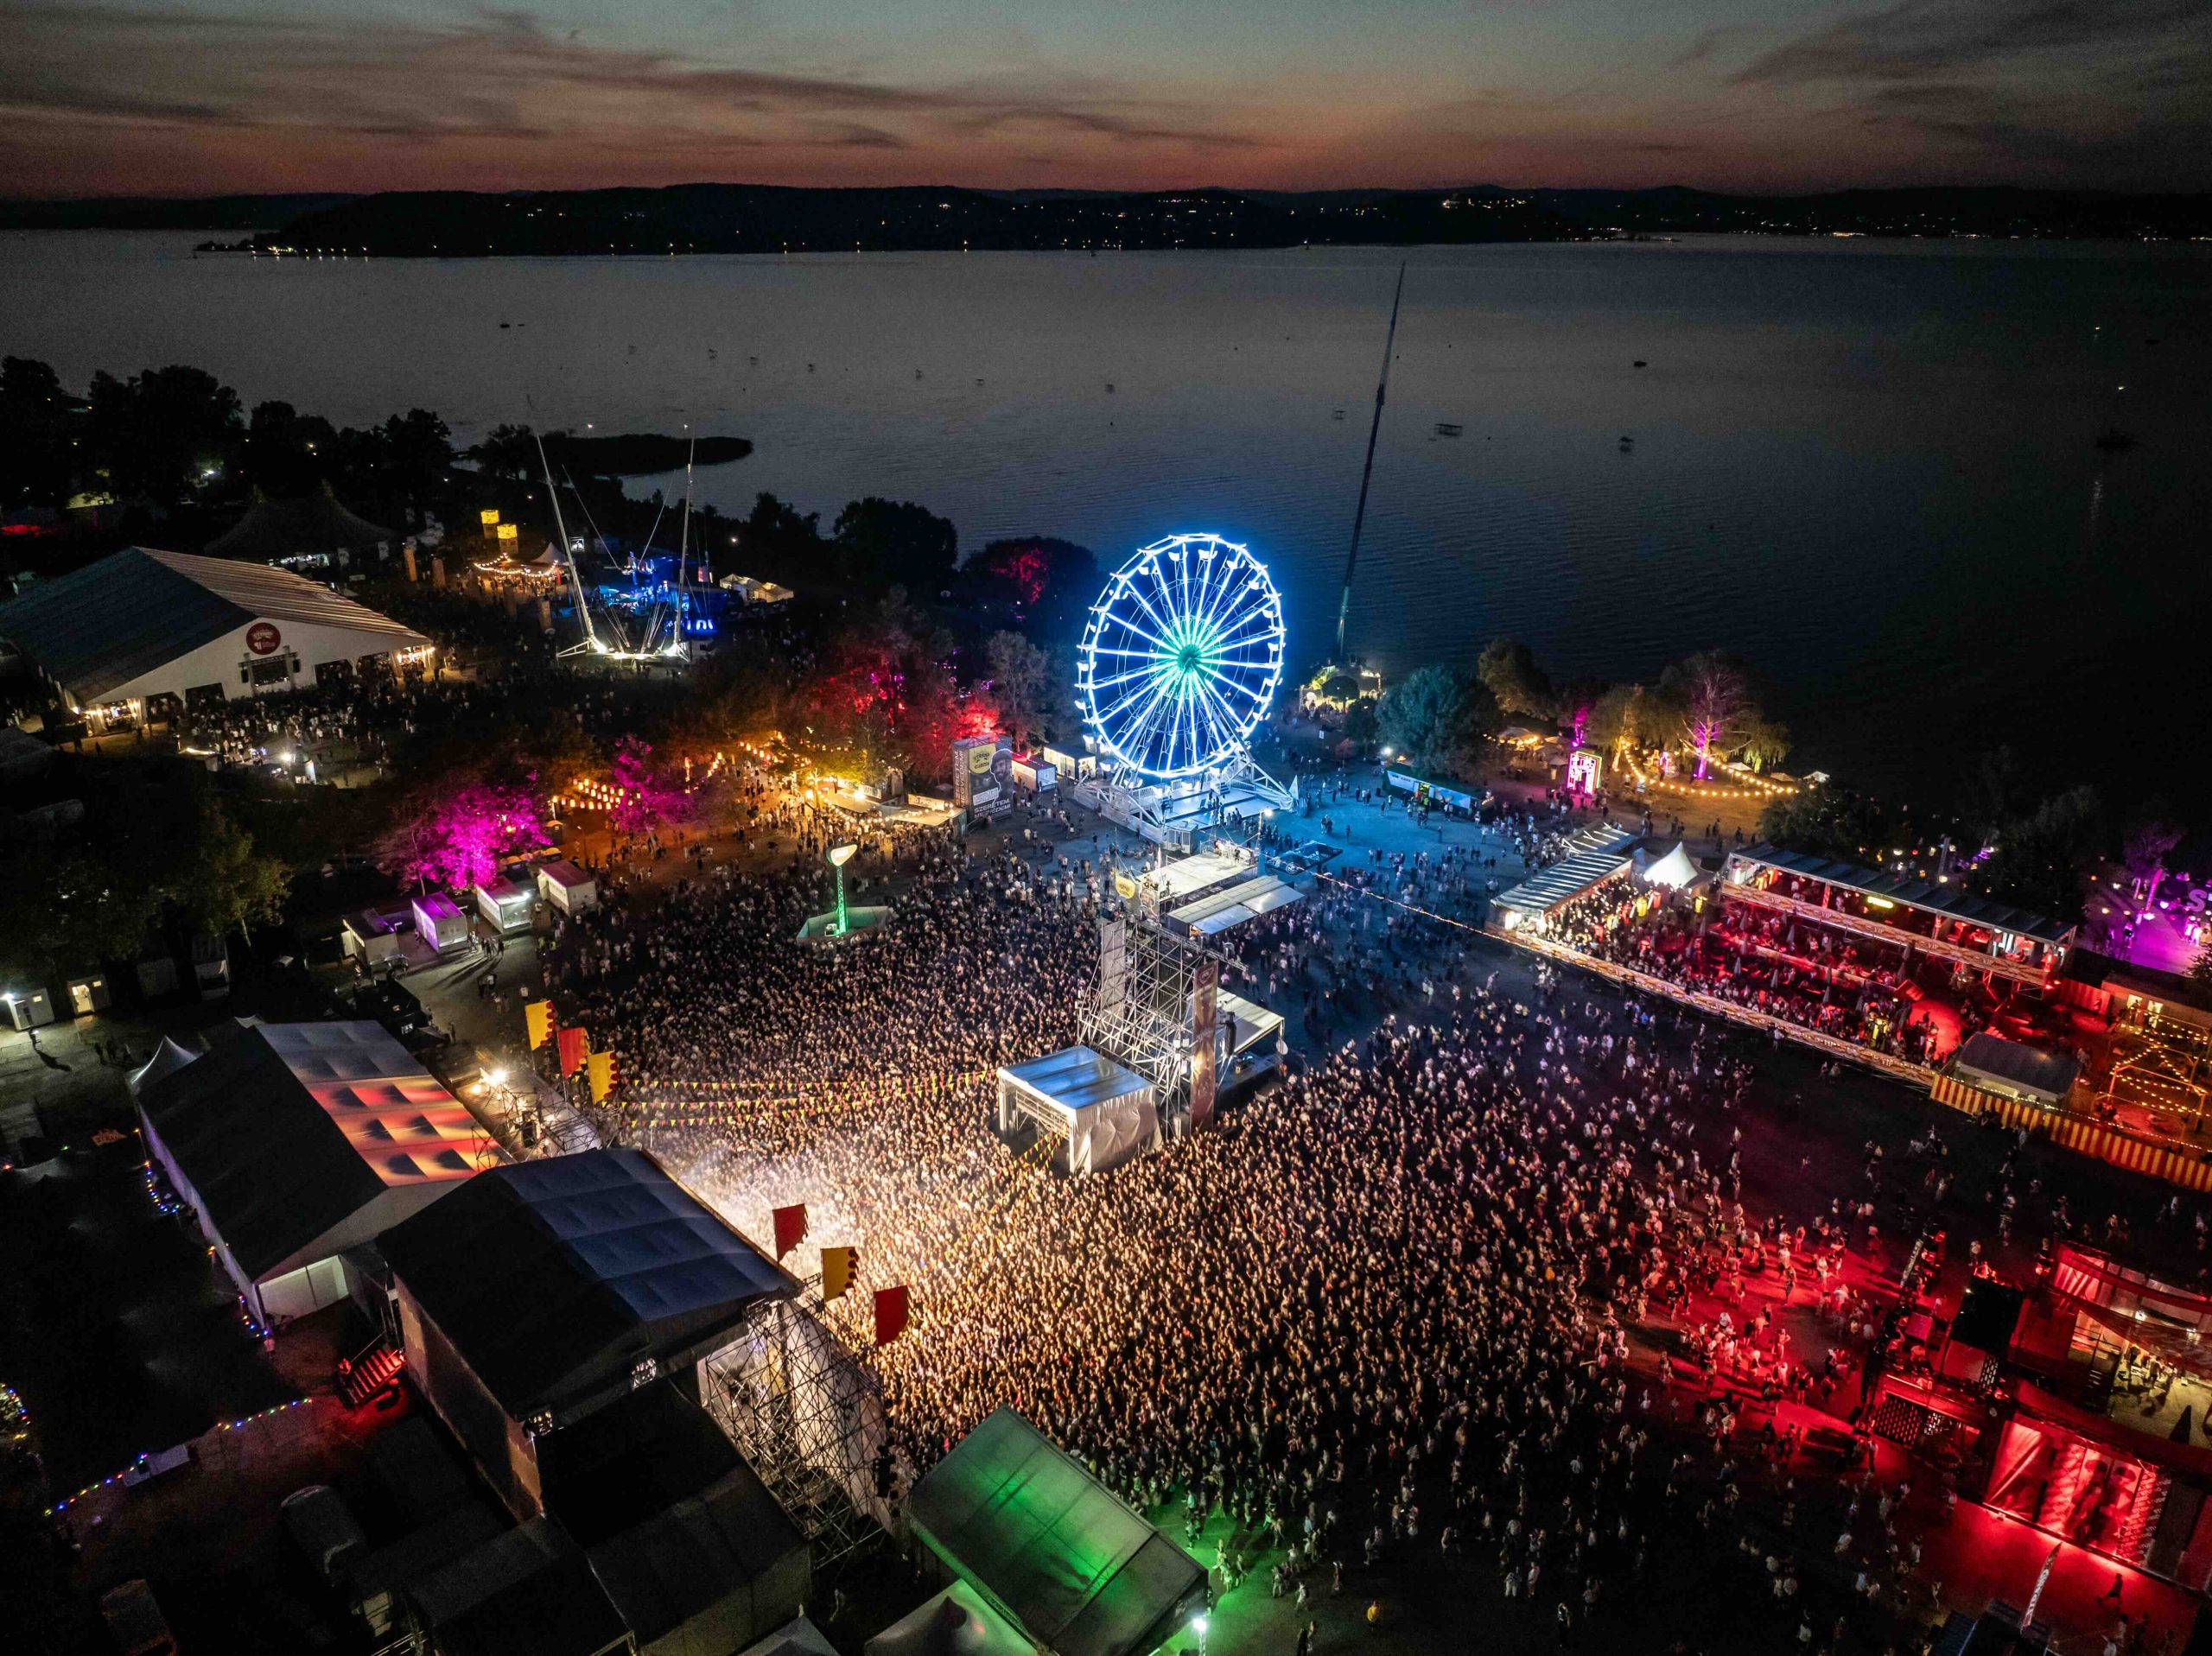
[701, 1295, 893, 1564]
[1077, 913, 1228, 1130]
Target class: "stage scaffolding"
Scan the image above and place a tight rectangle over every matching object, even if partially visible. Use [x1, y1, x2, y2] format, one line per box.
[1077, 914, 1226, 1129]
[701, 1296, 893, 1564]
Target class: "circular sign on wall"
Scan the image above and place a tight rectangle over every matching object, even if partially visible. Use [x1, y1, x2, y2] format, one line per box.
[245, 621, 283, 657]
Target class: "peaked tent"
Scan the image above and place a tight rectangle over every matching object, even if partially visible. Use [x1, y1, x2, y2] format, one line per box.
[205, 486, 396, 564]
[1640, 841, 1699, 890]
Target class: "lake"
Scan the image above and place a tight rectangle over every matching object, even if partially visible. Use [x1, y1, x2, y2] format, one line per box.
[6, 231, 2208, 814]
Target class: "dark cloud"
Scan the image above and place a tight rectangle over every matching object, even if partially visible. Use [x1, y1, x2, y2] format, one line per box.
[1735, 0, 2202, 86]
[0, 3, 1259, 159]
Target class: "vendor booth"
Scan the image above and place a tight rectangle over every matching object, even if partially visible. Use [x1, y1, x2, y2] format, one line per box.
[343, 909, 400, 968]
[537, 859, 598, 916]
[996, 1047, 1159, 1176]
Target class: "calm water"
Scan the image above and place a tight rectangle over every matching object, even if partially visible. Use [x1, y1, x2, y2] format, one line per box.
[7, 232, 2209, 812]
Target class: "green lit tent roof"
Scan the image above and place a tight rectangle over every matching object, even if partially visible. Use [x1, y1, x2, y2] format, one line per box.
[906, 1409, 1205, 1656]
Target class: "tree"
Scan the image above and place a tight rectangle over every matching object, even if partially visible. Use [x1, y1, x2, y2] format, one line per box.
[1586, 683, 1649, 754]
[1738, 717, 1791, 773]
[1377, 665, 1498, 780]
[1476, 638, 1553, 721]
[467, 423, 539, 481]
[382, 409, 454, 527]
[834, 497, 958, 593]
[964, 537, 1102, 638]
[1757, 783, 1901, 862]
[375, 777, 548, 892]
[85, 364, 244, 501]
[181, 799, 291, 942]
[1978, 786, 2101, 921]
[985, 630, 1052, 749]
[2123, 811, 2185, 922]
[2191, 942, 2212, 997]
[1656, 650, 1757, 779]
[0, 357, 76, 509]
[607, 736, 691, 836]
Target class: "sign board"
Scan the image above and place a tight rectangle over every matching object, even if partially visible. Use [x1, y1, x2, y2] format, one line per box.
[1188, 959, 1220, 1128]
[1384, 769, 1474, 812]
[952, 734, 1014, 820]
[1096, 916, 1128, 1018]
[245, 620, 283, 657]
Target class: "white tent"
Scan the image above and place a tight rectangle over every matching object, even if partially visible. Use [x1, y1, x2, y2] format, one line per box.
[1641, 841, 1699, 890]
[866, 1583, 1030, 1656]
[128, 1035, 204, 1097]
[996, 1047, 1159, 1175]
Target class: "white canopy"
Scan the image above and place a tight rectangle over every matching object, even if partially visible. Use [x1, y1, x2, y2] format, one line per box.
[128, 1035, 204, 1097]
[996, 1046, 1159, 1175]
[1641, 841, 1699, 890]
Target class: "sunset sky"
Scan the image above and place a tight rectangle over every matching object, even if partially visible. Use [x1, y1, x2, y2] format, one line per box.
[4, 1, 2204, 199]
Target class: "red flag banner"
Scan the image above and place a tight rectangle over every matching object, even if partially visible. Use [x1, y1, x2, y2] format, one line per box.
[874, 1285, 910, 1346]
[772, 1203, 809, 1260]
[556, 1025, 587, 1078]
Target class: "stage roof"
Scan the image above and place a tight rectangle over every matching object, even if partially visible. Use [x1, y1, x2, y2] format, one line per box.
[0, 546, 429, 701]
[378, 1148, 798, 1424]
[1491, 825, 1638, 920]
[137, 1021, 498, 1279]
[907, 1407, 1205, 1656]
[584, 1456, 807, 1648]
[1165, 873, 1305, 937]
[999, 1047, 1153, 1116]
[1217, 991, 1284, 1058]
[1731, 843, 2075, 947]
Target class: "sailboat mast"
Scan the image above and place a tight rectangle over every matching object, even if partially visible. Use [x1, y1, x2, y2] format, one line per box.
[1334, 261, 1407, 664]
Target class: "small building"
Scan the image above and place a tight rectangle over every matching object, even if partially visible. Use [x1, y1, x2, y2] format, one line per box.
[64, 971, 111, 1017]
[537, 860, 598, 917]
[1039, 745, 1096, 781]
[1488, 826, 1639, 935]
[376, 1149, 799, 1523]
[344, 909, 402, 968]
[905, 1408, 1206, 1656]
[996, 1047, 1159, 1177]
[1010, 755, 1057, 794]
[0, 546, 433, 732]
[412, 894, 470, 954]
[3, 986, 57, 1031]
[356, 979, 430, 1042]
[474, 878, 536, 935]
[1946, 1032, 2082, 1111]
[134, 1021, 503, 1324]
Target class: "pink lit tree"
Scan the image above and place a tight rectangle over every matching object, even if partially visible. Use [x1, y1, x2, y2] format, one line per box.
[607, 736, 691, 836]
[376, 778, 548, 892]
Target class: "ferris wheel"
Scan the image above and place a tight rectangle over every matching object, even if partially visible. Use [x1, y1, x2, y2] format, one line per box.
[1077, 534, 1286, 781]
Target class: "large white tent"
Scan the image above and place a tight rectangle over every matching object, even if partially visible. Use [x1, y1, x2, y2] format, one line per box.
[995, 1047, 1159, 1175]
[1640, 841, 1700, 890]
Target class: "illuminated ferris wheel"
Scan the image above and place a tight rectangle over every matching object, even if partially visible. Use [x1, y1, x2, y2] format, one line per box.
[1077, 534, 1286, 781]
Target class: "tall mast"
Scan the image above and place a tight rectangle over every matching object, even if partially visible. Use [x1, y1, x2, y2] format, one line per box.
[535, 428, 601, 651]
[1334, 261, 1407, 664]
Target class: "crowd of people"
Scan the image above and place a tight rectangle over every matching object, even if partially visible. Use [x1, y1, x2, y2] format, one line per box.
[524, 772, 2068, 1655]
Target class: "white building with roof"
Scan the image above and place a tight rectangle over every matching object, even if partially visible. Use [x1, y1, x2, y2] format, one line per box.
[0, 546, 433, 732]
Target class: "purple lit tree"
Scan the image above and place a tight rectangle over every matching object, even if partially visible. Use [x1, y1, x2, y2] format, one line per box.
[606, 737, 691, 836]
[376, 778, 548, 892]
[1656, 650, 1757, 781]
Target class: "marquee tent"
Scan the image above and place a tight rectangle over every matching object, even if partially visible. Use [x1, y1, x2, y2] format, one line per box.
[995, 1047, 1158, 1176]
[906, 1408, 1206, 1656]
[134, 1020, 501, 1323]
[205, 487, 395, 568]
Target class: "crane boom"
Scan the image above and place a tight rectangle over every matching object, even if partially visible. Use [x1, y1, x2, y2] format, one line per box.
[1334, 261, 1407, 664]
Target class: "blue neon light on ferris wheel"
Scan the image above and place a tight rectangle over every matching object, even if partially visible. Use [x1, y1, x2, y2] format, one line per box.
[1077, 533, 1286, 782]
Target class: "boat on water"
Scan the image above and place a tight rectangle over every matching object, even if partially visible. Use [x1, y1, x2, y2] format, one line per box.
[1433, 422, 1464, 438]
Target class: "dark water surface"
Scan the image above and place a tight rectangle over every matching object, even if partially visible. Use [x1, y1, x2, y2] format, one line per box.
[7, 232, 2208, 811]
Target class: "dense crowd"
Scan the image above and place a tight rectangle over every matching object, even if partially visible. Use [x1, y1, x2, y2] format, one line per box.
[533, 790, 2031, 1653]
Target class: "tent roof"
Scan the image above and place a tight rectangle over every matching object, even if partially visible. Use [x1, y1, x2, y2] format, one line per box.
[0, 546, 428, 701]
[204, 489, 395, 560]
[137, 1021, 495, 1279]
[378, 1148, 797, 1424]
[1731, 843, 2076, 947]
[1950, 1032, 2080, 1103]
[866, 1583, 1033, 1656]
[999, 1048, 1154, 1116]
[1640, 841, 1700, 890]
[583, 1456, 806, 1646]
[412, 1518, 632, 1656]
[128, 1034, 205, 1098]
[743, 1615, 840, 1656]
[1492, 825, 1637, 918]
[906, 1407, 1205, 1656]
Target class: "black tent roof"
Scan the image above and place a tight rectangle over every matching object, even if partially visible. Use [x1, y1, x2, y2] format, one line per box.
[1733, 843, 2076, 948]
[137, 1027, 389, 1278]
[378, 1149, 797, 1424]
[205, 487, 395, 560]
